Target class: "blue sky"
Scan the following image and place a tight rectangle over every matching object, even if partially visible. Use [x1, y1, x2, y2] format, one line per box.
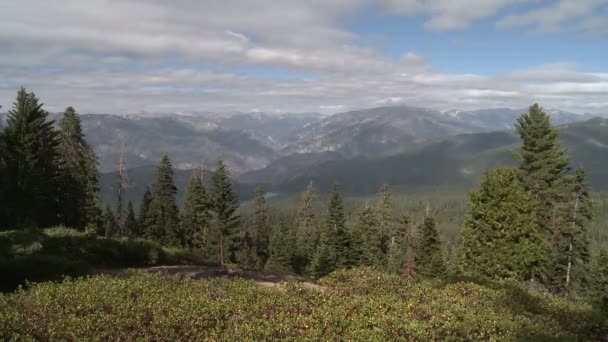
[0, 0, 607, 114]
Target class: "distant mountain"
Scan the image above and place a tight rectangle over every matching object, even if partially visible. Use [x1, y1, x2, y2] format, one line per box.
[270, 118, 608, 195]
[238, 151, 344, 184]
[450, 108, 596, 131]
[204, 112, 324, 149]
[79, 114, 279, 174]
[281, 106, 478, 158]
[280, 106, 598, 160]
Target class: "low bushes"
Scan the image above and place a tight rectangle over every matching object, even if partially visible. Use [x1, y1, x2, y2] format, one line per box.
[0, 227, 207, 290]
[0, 268, 605, 340]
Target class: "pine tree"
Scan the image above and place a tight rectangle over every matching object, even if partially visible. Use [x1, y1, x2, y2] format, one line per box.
[209, 160, 240, 265]
[402, 215, 416, 280]
[266, 217, 295, 273]
[415, 210, 446, 278]
[311, 184, 350, 277]
[2, 88, 60, 228]
[293, 181, 318, 274]
[515, 104, 571, 231]
[0, 125, 8, 227]
[103, 204, 117, 237]
[251, 186, 271, 269]
[143, 155, 180, 245]
[589, 248, 608, 311]
[138, 186, 152, 234]
[57, 106, 101, 230]
[124, 201, 138, 238]
[374, 184, 394, 255]
[352, 205, 384, 268]
[564, 167, 592, 291]
[180, 173, 211, 251]
[459, 168, 546, 281]
[235, 232, 258, 270]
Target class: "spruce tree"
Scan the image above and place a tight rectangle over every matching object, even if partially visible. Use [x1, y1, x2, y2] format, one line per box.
[415, 211, 446, 278]
[459, 168, 546, 281]
[311, 184, 350, 277]
[181, 173, 211, 251]
[352, 205, 384, 268]
[57, 106, 101, 230]
[209, 160, 240, 265]
[266, 217, 295, 273]
[402, 215, 416, 280]
[293, 181, 318, 274]
[143, 155, 180, 245]
[0, 128, 8, 227]
[564, 167, 592, 291]
[138, 186, 152, 233]
[124, 201, 138, 238]
[2, 88, 60, 228]
[103, 204, 117, 237]
[235, 232, 258, 270]
[515, 104, 571, 231]
[251, 186, 271, 269]
[374, 184, 394, 255]
[589, 248, 608, 311]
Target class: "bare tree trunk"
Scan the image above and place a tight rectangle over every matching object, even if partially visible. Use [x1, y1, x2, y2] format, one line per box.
[566, 196, 580, 287]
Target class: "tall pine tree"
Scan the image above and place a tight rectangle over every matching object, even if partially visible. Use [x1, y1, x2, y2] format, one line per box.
[209, 160, 240, 265]
[181, 173, 211, 252]
[458, 168, 546, 281]
[311, 184, 351, 277]
[57, 106, 101, 230]
[143, 155, 180, 245]
[374, 184, 394, 255]
[251, 186, 271, 269]
[124, 201, 139, 238]
[293, 181, 318, 274]
[589, 248, 608, 311]
[415, 210, 446, 278]
[266, 217, 296, 273]
[352, 205, 384, 268]
[138, 186, 152, 234]
[515, 104, 571, 231]
[2, 88, 60, 228]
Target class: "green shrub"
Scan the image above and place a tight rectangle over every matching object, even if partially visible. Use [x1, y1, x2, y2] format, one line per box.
[0, 227, 208, 290]
[0, 268, 604, 340]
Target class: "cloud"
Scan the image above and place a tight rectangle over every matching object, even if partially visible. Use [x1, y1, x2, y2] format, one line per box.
[496, 0, 605, 32]
[0, 0, 606, 115]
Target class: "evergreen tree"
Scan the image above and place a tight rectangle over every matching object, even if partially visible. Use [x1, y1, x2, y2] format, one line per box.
[415, 211, 446, 278]
[374, 184, 394, 255]
[235, 232, 258, 270]
[124, 201, 138, 238]
[459, 168, 546, 281]
[138, 186, 152, 232]
[352, 205, 384, 268]
[57, 106, 101, 229]
[515, 104, 571, 231]
[266, 217, 295, 273]
[401, 215, 416, 280]
[251, 186, 271, 269]
[2, 88, 60, 228]
[589, 248, 608, 311]
[563, 167, 592, 291]
[209, 160, 240, 265]
[143, 155, 180, 245]
[293, 181, 318, 274]
[180, 173, 211, 251]
[102, 204, 117, 237]
[311, 184, 350, 277]
[0, 126, 8, 227]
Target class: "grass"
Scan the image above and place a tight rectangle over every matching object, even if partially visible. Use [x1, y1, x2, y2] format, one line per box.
[0, 268, 605, 340]
[0, 227, 208, 290]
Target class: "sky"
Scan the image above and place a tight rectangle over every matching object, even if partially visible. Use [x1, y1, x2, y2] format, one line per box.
[1, 0, 607, 115]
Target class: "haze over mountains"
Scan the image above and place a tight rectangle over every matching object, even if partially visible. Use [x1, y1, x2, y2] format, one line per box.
[1, 105, 604, 199]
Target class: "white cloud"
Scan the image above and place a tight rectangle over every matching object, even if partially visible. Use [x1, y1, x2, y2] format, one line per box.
[0, 0, 606, 115]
